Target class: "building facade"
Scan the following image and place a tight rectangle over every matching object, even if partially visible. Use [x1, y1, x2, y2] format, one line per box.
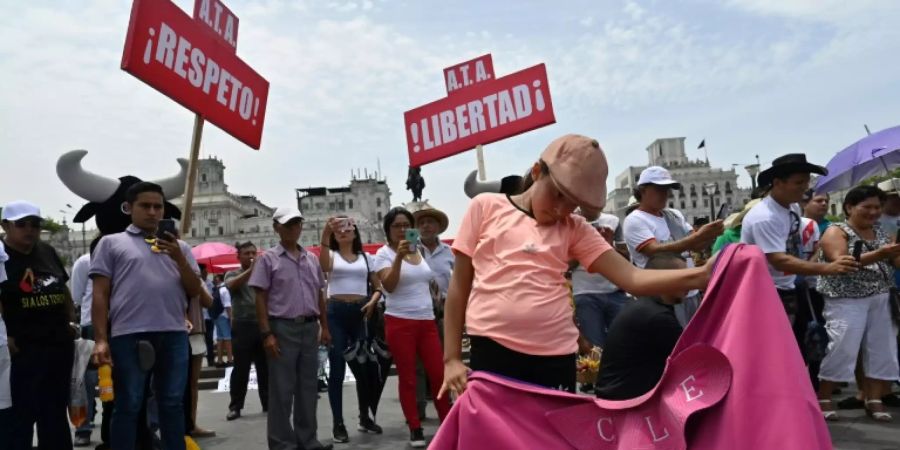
[182, 157, 279, 250]
[295, 173, 392, 248]
[606, 138, 754, 224]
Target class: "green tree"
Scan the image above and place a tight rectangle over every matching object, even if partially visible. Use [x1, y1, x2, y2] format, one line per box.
[40, 218, 64, 234]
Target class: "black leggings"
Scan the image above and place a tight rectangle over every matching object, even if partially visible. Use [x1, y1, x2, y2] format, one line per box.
[468, 336, 576, 393]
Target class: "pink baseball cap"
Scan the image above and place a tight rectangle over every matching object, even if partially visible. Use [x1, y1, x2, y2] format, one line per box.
[540, 134, 608, 219]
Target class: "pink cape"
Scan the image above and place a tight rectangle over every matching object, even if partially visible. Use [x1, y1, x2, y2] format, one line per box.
[431, 244, 832, 450]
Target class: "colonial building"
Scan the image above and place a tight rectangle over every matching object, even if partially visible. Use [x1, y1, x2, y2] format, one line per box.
[606, 138, 754, 224]
[295, 171, 392, 248]
[183, 157, 279, 250]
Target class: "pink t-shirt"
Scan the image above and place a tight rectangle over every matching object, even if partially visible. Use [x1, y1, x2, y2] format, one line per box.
[453, 194, 612, 355]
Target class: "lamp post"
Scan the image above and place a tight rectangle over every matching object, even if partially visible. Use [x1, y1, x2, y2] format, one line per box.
[704, 183, 717, 220]
[745, 164, 760, 191]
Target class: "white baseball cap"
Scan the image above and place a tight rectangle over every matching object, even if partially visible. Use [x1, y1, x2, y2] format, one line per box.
[637, 166, 681, 189]
[1, 200, 42, 221]
[273, 206, 303, 224]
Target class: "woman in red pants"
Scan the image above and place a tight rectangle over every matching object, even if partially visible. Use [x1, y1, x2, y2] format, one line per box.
[374, 207, 450, 448]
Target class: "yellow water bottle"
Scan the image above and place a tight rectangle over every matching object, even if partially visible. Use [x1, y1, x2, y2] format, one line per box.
[98, 364, 114, 402]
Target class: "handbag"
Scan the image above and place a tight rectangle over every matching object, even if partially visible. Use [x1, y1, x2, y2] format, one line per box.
[795, 279, 828, 363]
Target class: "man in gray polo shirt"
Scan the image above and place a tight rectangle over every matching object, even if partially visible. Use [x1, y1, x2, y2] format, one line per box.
[250, 207, 332, 450]
[90, 182, 202, 450]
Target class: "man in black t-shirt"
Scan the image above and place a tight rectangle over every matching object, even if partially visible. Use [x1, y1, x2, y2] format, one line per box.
[0, 201, 76, 450]
[594, 253, 687, 401]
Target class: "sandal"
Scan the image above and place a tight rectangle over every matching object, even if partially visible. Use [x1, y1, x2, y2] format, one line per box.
[865, 399, 893, 422]
[818, 399, 840, 421]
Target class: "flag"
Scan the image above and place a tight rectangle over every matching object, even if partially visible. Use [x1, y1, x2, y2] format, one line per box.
[698, 139, 706, 149]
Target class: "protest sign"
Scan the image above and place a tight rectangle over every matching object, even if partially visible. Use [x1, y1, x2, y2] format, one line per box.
[122, 0, 268, 150]
[193, 0, 239, 51]
[404, 63, 554, 167]
[444, 54, 494, 95]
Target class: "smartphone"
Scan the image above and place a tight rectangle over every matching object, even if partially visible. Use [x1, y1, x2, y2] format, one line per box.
[405, 228, 420, 252]
[852, 240, 864, 261]
[716, 203, 732, 221]
[158, 219, 178, 241]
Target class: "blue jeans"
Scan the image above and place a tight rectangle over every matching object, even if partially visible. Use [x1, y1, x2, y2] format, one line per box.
[76, 325, 98, 437]
[326, 300, 368, 424]
[110, 331, 188, 450]
[574, 291, 630, 348]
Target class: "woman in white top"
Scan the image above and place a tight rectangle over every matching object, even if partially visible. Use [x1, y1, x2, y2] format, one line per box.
[374, 208, 450, 448]
[319, 216, 384, 443]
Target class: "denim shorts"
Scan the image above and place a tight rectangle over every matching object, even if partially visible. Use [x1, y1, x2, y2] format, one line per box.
[215, 315, 232, 341]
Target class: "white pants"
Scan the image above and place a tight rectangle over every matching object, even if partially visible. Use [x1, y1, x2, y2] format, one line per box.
[819, 293, 900, 382]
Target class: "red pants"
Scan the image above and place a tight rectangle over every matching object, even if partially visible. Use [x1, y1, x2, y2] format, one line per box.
[385, 315, 451, 430]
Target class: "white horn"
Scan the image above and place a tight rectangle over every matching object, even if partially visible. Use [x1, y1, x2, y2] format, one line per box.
[56, 150, 120, 203]
[150, 158, 189, 199]
[464, 170, 504, 198]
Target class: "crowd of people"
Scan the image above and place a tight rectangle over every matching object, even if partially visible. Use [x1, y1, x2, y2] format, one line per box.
[0, 134, 898, 449]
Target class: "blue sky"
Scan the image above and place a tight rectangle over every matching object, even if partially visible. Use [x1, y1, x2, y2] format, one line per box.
[2, 0, 899, 236]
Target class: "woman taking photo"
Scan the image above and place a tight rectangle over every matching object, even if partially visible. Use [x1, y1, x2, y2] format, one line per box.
[374, 208, 450, 448]
[319, 216, 384, 443]
[817, 185, 900, 422]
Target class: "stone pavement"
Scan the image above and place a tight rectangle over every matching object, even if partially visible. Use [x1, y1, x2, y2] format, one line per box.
[72, 379, 900, 449]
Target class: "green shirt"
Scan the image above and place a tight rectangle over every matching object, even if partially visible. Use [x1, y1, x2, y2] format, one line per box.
[712, 227, 742, 254]
[225, 270, 257, 322]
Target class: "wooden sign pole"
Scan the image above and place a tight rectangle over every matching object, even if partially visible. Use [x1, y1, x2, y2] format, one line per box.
[180, 114, 205, 235]
[476, 144, 487, 181]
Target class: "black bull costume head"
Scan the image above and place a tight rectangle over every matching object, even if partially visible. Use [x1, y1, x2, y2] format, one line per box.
[56, 150, 189, 235]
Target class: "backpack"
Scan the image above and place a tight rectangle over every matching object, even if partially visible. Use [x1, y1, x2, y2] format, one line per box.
[209, 285, 225, 319]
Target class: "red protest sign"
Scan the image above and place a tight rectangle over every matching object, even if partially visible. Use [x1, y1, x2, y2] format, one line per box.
[193, 0, 238, 51]
[121, 0, 268, 149]
[444, 54, 494, 95]
[404, 63, 555, 167]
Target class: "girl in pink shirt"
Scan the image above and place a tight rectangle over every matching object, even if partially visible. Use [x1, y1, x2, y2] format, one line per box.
[440, 134, 713, 397]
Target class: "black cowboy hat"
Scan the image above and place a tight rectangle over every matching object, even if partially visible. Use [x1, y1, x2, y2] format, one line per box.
[757, 153, 828, 187]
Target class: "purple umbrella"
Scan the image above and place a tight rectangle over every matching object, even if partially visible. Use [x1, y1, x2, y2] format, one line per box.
[815, 125, 900, 194]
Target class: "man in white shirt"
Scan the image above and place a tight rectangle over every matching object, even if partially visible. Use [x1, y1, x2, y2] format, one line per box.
[623, 166, 724, 324]
[572, 213, 630, 351]
[741, 154, 857, 370]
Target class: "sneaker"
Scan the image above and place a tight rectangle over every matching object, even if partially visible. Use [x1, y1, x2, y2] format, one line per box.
[579, 383, 595, 393]
[409, 428, 426, 448]
[74, 434, 91, 447]
[358, 417, 383, 434]
[332, 423, 349, 443]
[226, 409, 241, 421]
[318, 379, 329, 393]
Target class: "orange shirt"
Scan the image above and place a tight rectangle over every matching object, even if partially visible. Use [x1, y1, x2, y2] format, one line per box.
[453, 194, 612, 355]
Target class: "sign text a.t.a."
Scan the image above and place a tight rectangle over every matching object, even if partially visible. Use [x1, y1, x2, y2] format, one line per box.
[444, 53, 494, 95]
[193, 0, 238, 51]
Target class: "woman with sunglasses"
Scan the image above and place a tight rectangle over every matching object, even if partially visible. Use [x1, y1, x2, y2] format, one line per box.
[817, 185, 900, 422]
[319, 216, 384, 444]
[0, 201, 76, 449]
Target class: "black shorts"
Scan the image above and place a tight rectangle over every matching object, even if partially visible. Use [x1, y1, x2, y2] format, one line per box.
[468, 336, 576, 393]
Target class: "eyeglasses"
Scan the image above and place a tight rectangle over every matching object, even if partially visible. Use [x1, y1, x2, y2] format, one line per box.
[390, 223, 412, 230]
[12, 218, 42, 229]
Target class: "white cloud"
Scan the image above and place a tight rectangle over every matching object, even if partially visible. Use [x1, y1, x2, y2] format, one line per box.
[579, 16, 594, 27]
